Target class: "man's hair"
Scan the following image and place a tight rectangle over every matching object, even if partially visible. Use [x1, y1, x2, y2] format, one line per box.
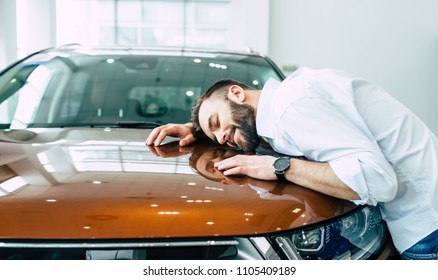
[191, 78, 254, 137]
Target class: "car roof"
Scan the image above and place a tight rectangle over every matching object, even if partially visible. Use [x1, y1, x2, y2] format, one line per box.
[40, 44, 269, 58]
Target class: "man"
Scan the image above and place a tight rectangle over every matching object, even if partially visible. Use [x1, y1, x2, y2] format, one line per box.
[146, 67, 438, 259]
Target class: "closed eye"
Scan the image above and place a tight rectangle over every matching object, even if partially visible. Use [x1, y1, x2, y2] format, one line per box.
[209, 114, 219, 129]
[207, 114, 222, 144]
[215, 116, 220, 130]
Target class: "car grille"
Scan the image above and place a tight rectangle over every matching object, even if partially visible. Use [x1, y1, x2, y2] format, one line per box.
[0, 238, 267, 260]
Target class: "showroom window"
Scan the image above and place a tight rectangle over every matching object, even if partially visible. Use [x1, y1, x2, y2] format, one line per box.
[56, 0, 231, 48]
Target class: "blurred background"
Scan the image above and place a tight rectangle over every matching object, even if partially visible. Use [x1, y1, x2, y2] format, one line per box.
[1, 0, 437, 134]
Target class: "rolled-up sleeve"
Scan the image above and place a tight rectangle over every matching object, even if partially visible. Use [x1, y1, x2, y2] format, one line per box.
[329, 154, 397, 205]
[280, 97, 398, 205]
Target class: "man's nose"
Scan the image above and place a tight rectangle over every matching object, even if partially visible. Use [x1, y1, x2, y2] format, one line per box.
[216, 131, 227, 145]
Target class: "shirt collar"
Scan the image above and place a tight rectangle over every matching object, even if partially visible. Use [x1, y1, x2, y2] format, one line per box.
[256, 78, 281, 140]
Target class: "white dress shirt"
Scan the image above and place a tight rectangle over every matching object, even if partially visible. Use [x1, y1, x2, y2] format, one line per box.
[256, 67, 438, 253]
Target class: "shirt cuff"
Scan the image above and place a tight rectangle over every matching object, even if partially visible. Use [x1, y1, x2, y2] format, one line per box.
[329, 154, 398, 206]
[329, 157, 375, 205]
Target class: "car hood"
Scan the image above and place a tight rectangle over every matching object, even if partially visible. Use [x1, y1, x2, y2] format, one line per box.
[0, 128, 356, 240]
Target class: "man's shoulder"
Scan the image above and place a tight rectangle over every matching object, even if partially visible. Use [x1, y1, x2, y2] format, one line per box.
[276, 67, 317, 100]
[282, 67, 359, 97]
[286, 67, 349, 80]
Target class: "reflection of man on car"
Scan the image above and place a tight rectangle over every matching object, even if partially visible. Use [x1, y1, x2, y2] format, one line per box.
[189, 143, 244, 183]
[149, 142, 388, 257]
[148, 141, 345, 226]
[148, 140, 242, 183]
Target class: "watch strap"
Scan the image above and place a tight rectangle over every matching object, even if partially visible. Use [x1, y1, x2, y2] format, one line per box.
[275, 172, 287, 181]
[273, 157, 290, 181]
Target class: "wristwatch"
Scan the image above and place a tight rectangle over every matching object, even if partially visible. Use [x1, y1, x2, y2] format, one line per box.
[273, 157, 290, 181]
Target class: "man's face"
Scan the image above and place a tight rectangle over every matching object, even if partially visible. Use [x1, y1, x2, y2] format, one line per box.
[199, 97, 260, 152]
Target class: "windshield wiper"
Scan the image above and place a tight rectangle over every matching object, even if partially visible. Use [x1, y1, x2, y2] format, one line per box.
[115, 121, 162, 128]
[21, 122, 163, 129]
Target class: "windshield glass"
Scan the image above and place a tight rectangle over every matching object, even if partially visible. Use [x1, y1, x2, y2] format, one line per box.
[0, 48, 283, 129]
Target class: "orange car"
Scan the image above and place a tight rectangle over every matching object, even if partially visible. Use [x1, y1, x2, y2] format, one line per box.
[0, 46, 397, 260]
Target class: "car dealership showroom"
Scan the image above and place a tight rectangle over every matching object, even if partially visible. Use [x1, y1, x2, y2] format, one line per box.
[1, 0, 437, 278]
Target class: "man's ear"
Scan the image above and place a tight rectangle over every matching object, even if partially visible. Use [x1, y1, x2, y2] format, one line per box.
[227, 85, 246, 103]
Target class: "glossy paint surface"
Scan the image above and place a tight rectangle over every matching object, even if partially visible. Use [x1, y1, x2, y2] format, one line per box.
[0, 128, 356, 239]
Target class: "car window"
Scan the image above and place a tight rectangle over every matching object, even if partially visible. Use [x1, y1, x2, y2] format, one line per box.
[0, 50, 283, 128]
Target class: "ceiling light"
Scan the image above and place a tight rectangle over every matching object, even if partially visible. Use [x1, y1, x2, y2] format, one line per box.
[158, 211, 180, 215]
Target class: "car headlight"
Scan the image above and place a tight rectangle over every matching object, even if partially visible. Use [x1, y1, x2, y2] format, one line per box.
[271, 205, 387, 260]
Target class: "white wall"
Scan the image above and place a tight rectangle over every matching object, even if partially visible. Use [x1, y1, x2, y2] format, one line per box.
[0, 0, 55, 69]
[228, 0, 270, 53]
[0, 0, 17, 69]
[2, 0, 437, 135]
[269, 0, 438, 135]
[16, 0, 56, 58]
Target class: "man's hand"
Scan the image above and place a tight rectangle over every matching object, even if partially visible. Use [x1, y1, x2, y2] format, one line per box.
[214, 154, 277, 181]
[145, 123, 196, 147]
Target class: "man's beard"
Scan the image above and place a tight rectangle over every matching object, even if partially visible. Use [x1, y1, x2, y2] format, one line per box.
[228, 100, 260, 152]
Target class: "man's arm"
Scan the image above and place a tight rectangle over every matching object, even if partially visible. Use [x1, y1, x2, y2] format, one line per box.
[214, 154, 360, 201]
[286, 157, 360, 200]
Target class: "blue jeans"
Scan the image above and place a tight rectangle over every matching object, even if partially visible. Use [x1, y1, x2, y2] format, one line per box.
[400, 229, 438, 260]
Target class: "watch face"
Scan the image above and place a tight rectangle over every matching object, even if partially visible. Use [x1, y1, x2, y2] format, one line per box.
[274, 157, 290, 173]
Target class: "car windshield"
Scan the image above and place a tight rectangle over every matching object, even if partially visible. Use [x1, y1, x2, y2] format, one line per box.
[0, 48, 283, 129]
